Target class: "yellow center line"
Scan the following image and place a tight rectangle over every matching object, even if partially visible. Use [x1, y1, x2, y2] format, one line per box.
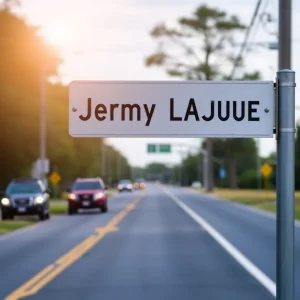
[5, 193, 144, 300]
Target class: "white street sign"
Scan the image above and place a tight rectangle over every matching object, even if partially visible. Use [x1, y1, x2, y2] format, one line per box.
[69, 81, 275, 138]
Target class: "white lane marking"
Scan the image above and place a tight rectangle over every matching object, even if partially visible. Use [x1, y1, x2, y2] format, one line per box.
[184, 188, 300, 227]
[164, 188, 276, 298]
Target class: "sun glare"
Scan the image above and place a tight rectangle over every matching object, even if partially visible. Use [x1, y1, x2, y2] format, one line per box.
[44, 22, 69, 46]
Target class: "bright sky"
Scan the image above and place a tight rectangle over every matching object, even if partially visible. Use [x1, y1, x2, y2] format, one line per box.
[14, 0, 300, 167]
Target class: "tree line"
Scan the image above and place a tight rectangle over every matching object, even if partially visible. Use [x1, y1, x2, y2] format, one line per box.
[145, 4, 263, 192]
[0, 6, 131, 191]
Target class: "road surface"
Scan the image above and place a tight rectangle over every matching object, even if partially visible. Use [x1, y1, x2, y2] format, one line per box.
[0, 184, 298, 299]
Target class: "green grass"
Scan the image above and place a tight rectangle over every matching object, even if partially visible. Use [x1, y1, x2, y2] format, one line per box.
[50, 204, 67, 215]
[198, 188, 300, 220]
[0, 220, 34, 235]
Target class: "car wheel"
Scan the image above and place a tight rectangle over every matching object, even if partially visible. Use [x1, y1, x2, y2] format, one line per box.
[39, 210, 47, 221]
[68, 207, 76, 215]
[46, 212, 50, 219]
[1, 212, 13, 220]
[101, 204, 108, 213]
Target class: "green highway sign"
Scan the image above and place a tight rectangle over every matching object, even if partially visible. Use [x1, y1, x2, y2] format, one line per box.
[159, 144, 171, 153]
[147, 144, 157, 153]
[147, 143, 171, 153]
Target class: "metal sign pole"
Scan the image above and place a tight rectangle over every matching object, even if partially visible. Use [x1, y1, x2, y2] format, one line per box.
[276, 69, 295, 300]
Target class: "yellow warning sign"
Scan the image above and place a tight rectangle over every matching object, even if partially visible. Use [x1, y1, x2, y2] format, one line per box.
[260, 163, 273, 178]
[49, 171, 61, 185]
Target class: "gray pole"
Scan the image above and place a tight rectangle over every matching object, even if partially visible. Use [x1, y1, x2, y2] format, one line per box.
[277, 1, 293, 298]
[278, 0, 291, 69]
[256, 139, 262, 190]
[118, 155, 122, 179]
[180, 152, 184, 186]
[276, 70, 295, 300]
[206, 138, 213, 192]
[106, 146, 110, 185]
[101, 139, 105, 178]
[40, 69, 47, 187]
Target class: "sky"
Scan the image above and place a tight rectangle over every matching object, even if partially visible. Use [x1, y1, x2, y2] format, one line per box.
[12, 0, 300, 167]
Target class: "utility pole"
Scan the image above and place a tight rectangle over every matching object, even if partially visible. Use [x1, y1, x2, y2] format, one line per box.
[39, 68, 47, 187]
[257, 138, 262, 190]
[206, 139, 213, 192]
[106, 145, 110, 185]
[277, 1, 293, 300]
[118, 155, 122, 179]
[101, 139, 105, 179]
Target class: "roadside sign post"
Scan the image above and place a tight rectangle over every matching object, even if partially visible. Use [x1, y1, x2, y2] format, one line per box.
[49, 171, 62, 199]
[260, 162, 273, 193]
[276, 70, 295, 300]
[69, 70, 296, 300]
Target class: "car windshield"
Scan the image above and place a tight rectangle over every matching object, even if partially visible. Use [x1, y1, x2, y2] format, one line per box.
[119, 180, 132, 185]
[135, 179, 144, 183]
[6, 182, 41, 194]
[72, 181, 102, 191]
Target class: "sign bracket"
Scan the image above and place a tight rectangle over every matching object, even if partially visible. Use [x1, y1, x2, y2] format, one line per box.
[274, 78, 279, 140]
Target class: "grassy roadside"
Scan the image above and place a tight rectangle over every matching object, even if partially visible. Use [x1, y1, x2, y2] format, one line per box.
[197, 188, 300, 220]
[0, 189, 117, 235]
[0, 220, 34, 235]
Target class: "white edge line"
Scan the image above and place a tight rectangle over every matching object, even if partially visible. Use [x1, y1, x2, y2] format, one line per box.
[163, 188, 276, 298]
[186, 188, 300, 227]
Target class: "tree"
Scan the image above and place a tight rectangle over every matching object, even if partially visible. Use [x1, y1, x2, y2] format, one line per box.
[145, 4, 258, 192]
[0, 9, 132, 189]
[143, 163, 172, 182]
[0, 9, 61, 186]
[202, 138, 258, 188]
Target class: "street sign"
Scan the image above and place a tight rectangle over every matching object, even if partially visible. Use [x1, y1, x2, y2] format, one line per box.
[147, 143, 171, 153]
[49, 171, 61, 185]
[260, 163, 272, 177]
[219, 168, 226, 179]
[159, 144, 171, 153]
[69, 81, 274, 138]
[147, 144, 156, 153]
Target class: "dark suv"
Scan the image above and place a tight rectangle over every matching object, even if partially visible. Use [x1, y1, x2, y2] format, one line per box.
[1, 178, 50, 221]
[67, 178, 108, 215]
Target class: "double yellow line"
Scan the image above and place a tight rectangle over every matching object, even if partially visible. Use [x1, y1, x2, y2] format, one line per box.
[6, 195, 143, 300]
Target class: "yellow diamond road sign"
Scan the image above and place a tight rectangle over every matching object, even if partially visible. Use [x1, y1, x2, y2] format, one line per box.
[49, 172, 61, 185]
[261, 163, 273, 177]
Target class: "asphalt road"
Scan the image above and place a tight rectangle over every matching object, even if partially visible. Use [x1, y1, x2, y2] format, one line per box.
[0, 184, 297, 299]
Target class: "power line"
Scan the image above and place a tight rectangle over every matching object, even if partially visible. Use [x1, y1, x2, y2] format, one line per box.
[229, 0, 264, 78]
[248, 0, 270, 47]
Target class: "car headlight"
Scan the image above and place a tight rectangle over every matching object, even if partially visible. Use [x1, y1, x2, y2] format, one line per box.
[94, 192, 104, 200]
[118, 185, 123, 190]
[68, 193, 77, 200]
[1, 198, 10, 206]
[127, 184, 132, 189]
[34, 196, 44, 204]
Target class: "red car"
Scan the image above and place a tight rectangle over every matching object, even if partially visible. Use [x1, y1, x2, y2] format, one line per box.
[67, 178, 108, 215]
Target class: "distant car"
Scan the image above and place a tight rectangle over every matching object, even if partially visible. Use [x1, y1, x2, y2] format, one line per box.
[118, 179, 133, 192]
[67, 178, 108, 215]
[0, 178, 50, 221]
[134, 178, 146, 190]
[191, 181, 202, 188]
